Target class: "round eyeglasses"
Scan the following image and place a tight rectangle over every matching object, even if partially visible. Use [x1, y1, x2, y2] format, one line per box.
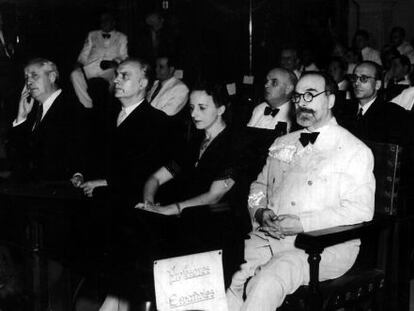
[291, 90, 328, 103]
[349, 74, 376, 84]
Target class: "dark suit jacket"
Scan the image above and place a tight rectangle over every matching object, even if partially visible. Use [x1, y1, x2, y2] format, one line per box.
[106, 100, 170, 202]
[340, 96, 409, 146]
[7, 91, 85, 181]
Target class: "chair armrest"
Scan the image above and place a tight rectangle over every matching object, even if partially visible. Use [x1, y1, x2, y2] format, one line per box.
[295, 217, 392, 254]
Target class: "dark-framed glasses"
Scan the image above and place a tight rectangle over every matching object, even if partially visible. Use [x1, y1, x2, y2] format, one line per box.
[349, 74, 376, 84]
[291, 90, 328, 103]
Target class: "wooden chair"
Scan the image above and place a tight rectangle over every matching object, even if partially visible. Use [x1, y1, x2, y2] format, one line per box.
[279, 141, 402, 311]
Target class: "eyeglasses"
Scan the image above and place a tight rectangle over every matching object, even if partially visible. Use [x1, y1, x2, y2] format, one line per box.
[349, 74, 376, 84]
[291, 90, 328, 103]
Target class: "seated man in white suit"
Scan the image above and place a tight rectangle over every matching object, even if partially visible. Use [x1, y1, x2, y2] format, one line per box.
[146, 54, 189, 116]
[70, 12, 128, 108]
[227, 71, 375, 311]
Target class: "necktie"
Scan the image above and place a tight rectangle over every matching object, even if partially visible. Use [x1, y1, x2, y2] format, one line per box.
[299, 132, 319, 147]
[117, 109, 127, 127]
[32, 103, 43, 131]
[149, 82, 162, 103]
[102, 33, 111, 39]
[264, 106, 279, 117]
[357, 107, 363, 121]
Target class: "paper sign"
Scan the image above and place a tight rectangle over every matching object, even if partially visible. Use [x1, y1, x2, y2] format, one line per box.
[154, 250, 228, 311]
[243, 75, 254, 85]
[174, 69, 184, 79]
[226, 83, 236, 96]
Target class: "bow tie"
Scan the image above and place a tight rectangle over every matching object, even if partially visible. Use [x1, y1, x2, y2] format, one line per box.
[102, 33, 111, 39]
[264, 106, 279, 117]
[299, 132, 319, 147]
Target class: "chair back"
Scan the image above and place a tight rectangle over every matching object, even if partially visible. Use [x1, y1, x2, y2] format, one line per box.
[364, 140, 402, 216]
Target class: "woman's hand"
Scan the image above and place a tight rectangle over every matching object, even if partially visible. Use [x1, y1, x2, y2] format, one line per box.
[80, 179, 107, 197]
[136, 203, 180, 216]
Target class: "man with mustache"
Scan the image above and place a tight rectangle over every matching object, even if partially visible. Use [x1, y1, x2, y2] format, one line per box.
[227, 71, 375, 311]
[247, 67, 297, 133]
[341, 61, 407, 145]
[8, 58, 84, 181]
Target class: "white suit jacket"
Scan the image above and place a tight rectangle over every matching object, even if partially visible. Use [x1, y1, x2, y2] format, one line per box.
[77, 30, 128, 65]
[361, 46, 382, 65]
[147, 77, 189, 116]
[248, 118, 375, 250]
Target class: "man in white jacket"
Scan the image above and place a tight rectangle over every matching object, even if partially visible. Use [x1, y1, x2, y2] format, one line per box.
[70, 12, 128, 108]
[227, 71, 375, 311]
[147, 54, 189, 116]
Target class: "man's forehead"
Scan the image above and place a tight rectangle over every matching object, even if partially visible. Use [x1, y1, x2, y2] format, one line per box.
[296, 75, 324, 92]
[281, 49, 296, 58]
[118, 62, 141, 74]
[24, 64, 45, 74]
[354, 64, 375, 75]
[267, 69, 285, 79]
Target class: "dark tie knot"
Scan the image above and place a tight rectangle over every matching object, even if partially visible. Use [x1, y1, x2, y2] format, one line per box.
[102, 33, 111, 39]
[299, 132, 319, 147]
[264, 106, 279, 117]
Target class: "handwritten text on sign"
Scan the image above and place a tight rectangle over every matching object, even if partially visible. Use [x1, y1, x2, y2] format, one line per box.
[154, 250, 228, 311]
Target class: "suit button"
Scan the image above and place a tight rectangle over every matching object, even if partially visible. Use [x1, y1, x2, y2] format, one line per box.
[270, 202, 274, 207]
[308, 180, 313, 186]
[291, 201, 296, 206]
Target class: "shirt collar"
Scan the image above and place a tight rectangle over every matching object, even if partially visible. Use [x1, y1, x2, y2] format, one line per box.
[122, 98, 145, 117]
[40, 89, 62, 120]
[359, 96, 376, 115]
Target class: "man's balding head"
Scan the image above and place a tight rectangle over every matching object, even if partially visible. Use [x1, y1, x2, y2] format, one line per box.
[114, 58, 151, 106]
[264, 67, 297, 107]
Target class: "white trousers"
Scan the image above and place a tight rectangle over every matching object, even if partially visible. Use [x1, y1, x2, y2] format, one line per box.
[70, 67, 114, 109]
[98, 296, 129, 311]
[226, 233, 359, 311]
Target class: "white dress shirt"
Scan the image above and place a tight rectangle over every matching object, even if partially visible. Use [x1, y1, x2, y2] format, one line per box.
[359, 96, 376, 116]
[247, 101, 293, 132]
[361, 46, 382, 65]
[117, 99, 145, 126]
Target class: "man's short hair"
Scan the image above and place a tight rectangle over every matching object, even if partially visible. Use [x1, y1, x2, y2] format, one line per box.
[119, 57, 151, 81]
[329, 56, 348, 72]
[25, 58, 59, 81]
[354, 61, 383, 81]
[271, 67, 297, 95]
[391, 26, 406, 38]
[392, 54, 411, 70]
[300, 71, 338, 95]
[354, 29, 370, 41]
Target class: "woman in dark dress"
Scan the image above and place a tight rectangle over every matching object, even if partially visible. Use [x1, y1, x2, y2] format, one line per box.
[138, 81, 236, 215]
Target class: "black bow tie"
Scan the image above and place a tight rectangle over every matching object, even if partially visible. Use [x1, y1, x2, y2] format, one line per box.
[264, 106, 279, 117]
[299, 132, 319, 147]
[102, 33, 111, 39]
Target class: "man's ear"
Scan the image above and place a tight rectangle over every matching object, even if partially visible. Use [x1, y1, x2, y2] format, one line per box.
[49, 71, 57, 84]
[218, 105, 225, 116]
[375, 80, 382, 91]
[140, 78, 149, 89]
[169, 66, 175, 76]
[285, 84, 294, 95]
[328, 93, 335, 109]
